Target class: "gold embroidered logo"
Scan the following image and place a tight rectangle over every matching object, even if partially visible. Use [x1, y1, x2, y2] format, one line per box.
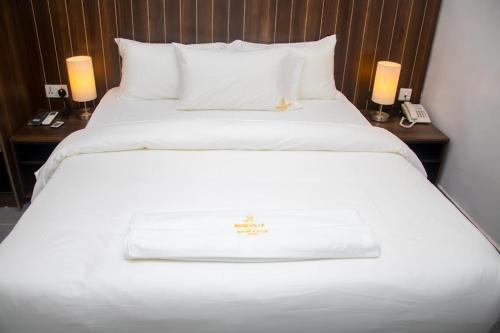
[244, 214, 255, 223]
[234, 214, 268, 236]
[276, 98, 292, 111]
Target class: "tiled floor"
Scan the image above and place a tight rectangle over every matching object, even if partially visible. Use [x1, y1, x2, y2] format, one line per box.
[0, 206, 25, 243]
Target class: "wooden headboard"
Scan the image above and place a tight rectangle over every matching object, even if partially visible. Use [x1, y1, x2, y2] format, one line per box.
[15, 0, 441, 111]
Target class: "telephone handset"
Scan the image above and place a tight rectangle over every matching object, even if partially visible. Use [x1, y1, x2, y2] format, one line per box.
[400, 102, 431, 128]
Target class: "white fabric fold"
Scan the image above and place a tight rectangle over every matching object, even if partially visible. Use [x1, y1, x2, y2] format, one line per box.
[33, 119, 426, 199]
[124, 210, 380, 262]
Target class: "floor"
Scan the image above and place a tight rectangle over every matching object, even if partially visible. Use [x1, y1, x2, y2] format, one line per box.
[0, 206, 25, 243]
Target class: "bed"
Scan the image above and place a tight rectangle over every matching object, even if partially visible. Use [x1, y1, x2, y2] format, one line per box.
[0, 87, 499, 333]
[1, 34, 500, 332]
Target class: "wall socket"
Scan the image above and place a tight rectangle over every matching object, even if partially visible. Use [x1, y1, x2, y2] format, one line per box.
[45, 84, 68, 98]
[398, 88, 412, 101]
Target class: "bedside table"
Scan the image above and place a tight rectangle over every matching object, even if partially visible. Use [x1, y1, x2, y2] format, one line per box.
[10, 113, 88, 200]
[361, 110, 449, 184]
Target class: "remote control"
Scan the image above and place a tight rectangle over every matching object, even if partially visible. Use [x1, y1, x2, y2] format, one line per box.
[28, 112, 48, 126]
[42, 111, 59, 125]
[51, 121, 64, 128]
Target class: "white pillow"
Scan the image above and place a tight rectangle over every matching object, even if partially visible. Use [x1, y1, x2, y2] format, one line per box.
[115, 38, 224, 100]
[225, 46, 305, 103]
[229, 35, 338, 99]
[174, 44, 301, 111]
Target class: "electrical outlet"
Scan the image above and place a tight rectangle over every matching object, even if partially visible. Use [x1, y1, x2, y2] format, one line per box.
[398, 88, 412, 101]
[45, 84, 68, 98]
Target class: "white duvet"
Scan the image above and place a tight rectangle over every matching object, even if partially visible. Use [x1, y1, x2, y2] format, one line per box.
[33, 119, 425, 198]
[1, 118, 499, 333]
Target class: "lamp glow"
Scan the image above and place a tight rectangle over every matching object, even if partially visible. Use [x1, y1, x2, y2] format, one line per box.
[370, 61, 401, 122]
[66, 56, 96, 119]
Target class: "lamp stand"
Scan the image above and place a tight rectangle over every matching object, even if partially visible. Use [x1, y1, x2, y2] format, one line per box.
[370, 104, 390, 123]
[78, 101, 93, 120]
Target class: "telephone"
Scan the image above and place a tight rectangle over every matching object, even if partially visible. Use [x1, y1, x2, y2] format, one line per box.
[399, 102, 431, 128]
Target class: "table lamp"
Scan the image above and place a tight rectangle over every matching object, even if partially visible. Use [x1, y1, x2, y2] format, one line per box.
[66, 56, 97, 120]
[370, 61, 401, 122]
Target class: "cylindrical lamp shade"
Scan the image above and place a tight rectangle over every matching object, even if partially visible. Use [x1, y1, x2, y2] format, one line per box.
[66, 56, 97, 102]
[371, 61, 401, 105]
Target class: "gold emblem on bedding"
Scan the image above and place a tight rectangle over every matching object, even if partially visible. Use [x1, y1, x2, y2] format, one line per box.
[276, 98, 292, 111]
[244, 214, 255, 223]
[234, 214, 268, 236]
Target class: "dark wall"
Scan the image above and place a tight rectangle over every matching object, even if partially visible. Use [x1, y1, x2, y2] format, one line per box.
[0, 0, 35, 206]
[14, 0, 441, 111]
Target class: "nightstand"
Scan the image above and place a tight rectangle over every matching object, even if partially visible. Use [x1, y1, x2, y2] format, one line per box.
[361, 110, 449, 184]
[10, 113, 88, 200]
[0, 152, 16, 207]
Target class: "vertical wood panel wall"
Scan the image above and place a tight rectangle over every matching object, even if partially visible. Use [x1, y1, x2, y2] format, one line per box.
[0, 0, 35, 206]
[15, 0, 441, 111]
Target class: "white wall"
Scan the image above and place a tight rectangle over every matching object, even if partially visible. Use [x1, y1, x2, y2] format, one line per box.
[421, 0, 500, 247]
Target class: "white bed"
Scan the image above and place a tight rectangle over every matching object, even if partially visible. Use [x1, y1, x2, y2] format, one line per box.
[0, 90, 499, 333]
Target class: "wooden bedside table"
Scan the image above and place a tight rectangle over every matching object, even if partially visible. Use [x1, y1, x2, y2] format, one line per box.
[10, 113, 88, 200]
[361, 110, 449, 184]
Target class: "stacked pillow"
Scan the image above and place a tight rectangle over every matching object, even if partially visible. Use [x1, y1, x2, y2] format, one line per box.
[228, 35, 338, 100]
[115, 35, 338, 111]
[115, 38, 224, 100]
[174, 45, 304, 111]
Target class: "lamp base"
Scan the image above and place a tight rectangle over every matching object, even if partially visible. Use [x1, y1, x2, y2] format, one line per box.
[78, 107, 93, 120]
[370, 110, 390, 123]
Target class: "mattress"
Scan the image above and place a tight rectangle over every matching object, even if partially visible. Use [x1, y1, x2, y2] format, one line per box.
[0, 93, 499, 333]
[88, 88, 370, 127]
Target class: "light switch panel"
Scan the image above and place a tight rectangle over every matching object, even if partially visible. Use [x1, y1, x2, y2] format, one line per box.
[398, 88, 412, 101]
[45, 84, 68, 98]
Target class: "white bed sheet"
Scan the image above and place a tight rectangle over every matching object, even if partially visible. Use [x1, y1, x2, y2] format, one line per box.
[88, 88, 370, 127]
[0, 95, 499, 333]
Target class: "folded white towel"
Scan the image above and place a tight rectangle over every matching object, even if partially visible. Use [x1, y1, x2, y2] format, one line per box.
[124, 210, 380, 262]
